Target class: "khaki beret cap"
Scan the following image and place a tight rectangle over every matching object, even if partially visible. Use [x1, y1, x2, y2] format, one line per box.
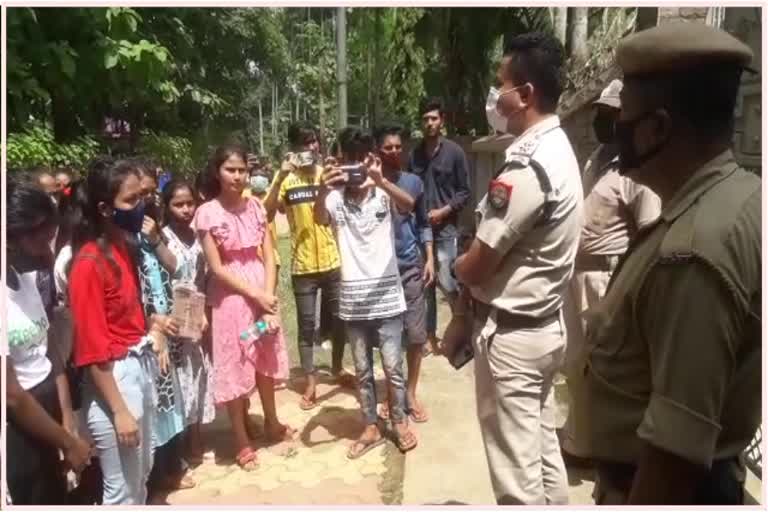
[594, 79, 623, 108]
[617, 22, 754, 77]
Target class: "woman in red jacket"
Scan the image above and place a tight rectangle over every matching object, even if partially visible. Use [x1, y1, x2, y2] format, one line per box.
[68, 158, 176, 505]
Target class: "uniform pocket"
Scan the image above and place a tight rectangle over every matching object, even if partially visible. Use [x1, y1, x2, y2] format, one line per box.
[584, 190, 618, 235]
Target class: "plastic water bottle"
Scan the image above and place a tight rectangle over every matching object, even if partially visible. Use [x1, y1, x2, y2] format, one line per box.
[240, 319, 269, 342]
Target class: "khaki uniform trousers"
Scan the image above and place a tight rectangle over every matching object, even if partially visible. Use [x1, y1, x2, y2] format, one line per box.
[472, 313, 569, 505]
[561, 267, 612, 457]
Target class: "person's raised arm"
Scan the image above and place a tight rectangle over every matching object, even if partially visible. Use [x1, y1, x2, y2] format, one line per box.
[142, 216, 177, 274]
[365, 154, 415, 213]
[314, 161, 346, 227]
[264, 155, 295, 222]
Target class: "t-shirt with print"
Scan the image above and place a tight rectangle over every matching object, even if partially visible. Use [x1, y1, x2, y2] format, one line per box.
[7, 269, 52, 390]
[325, 187, 406, 321]
[278, 166, 340, 275]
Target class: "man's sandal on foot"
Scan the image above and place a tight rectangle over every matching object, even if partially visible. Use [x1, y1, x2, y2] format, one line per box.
[396, 430, 418, 453]
[299, 394, 317, 410]
[409, 406, 429, 424]
[235, 447, 259, 471]
[347, 437, 386, 460]
[378, 403, 390, 420]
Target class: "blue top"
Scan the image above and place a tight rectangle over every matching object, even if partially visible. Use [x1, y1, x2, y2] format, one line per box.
[392, 172, 433, 271]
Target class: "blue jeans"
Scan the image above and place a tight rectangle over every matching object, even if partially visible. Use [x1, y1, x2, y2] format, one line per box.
[81, 338, 157, 505]
[426, 237, 459, 335]
[347, 316, 406, 424]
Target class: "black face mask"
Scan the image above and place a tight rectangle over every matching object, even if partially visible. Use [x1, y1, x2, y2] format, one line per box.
[615, 111, 668, 174]
[593, 116, 616, 144]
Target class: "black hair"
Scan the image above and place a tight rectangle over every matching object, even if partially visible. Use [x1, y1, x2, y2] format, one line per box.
[20, 165, 55, 190]
[7, 175, 59, 242]
[287, 121, 318, 149]
[503, 32, 565, 113]
[373, 124, 405, 147]
[419, 97, 444, 117]
[194, 169, 209, 202]
[128, 157, 159, 183]
[337, 126, 374, 161]
[161, 178, 196, 226]
[55, 178, 84, 253]
[69, 157, 141, 279]
[54, 166, 76, 179]
[631, 63, 743, 143]
[205, 144, 248, 199]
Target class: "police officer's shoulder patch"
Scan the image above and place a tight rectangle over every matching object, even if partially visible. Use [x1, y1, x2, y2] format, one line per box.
[489, 179, 513, 209]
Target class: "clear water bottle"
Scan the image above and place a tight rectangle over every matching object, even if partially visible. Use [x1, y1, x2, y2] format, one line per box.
[240, 318, 269, 343]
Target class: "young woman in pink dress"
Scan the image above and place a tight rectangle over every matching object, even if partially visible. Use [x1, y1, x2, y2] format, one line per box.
[194, 145, 295, 471]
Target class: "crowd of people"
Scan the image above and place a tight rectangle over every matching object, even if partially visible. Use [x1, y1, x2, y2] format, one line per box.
[3, 22, 762, 507]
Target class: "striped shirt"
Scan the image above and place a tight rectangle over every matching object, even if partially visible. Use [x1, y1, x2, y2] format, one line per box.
[325, 187, 406, 321]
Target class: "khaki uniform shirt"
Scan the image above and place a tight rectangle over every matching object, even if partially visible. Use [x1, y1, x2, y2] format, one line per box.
[471, 115, 583, 321]
[579, 145, 661, 256]
[586, 150, 762, 470]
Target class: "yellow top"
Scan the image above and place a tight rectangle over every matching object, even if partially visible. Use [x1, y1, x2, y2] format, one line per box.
[243, 187, 281, 267]
[276, 165, 340, 275]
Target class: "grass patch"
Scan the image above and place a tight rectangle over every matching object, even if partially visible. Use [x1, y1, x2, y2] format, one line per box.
[276, 235, 353, 372]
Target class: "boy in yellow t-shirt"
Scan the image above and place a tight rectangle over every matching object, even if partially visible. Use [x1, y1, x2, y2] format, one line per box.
[262, 123, 355, 410]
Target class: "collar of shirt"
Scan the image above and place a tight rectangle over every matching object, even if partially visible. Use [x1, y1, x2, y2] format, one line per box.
[661, 150, 738, 224]
[504, 115, 561, 163]
[418, 136, 444, 161]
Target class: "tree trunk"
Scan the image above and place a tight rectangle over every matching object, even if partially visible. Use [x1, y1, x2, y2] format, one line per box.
[569, 7, 589, 64]
[335, 7, 348, 129]
[50, 90, 82, 142]
[258, 96, 264, 155]
[552, 7, 568, 46]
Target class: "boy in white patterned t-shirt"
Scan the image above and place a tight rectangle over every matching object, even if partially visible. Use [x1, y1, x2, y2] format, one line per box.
[314, 127, 419, 459]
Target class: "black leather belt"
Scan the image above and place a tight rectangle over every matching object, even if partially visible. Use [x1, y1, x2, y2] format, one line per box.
[575, 253, 620, 272]
[473, 301, 559, 330]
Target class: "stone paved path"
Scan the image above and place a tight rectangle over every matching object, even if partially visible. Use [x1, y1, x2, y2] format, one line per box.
[165, 296, 761, 505]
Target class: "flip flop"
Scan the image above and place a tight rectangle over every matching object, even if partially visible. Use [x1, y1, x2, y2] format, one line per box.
[347, 437, 386, 460]
[395, 429, 418, 453]
[299, 394, 318, 411]
[235, 447, 259, 472]
[409, 405, 429, 424]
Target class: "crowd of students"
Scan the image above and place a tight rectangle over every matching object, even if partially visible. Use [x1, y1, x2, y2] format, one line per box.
[5, 104, 466, 505]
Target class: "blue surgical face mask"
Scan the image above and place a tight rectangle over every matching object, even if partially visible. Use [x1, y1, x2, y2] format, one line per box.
[250, 175, 270, 194]
[112, 201, 145, 234]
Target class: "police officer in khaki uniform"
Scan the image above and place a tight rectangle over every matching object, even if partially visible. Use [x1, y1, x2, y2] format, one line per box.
[455, 32, 583, 505]
[585, 22, 761, 504]
[561, 79, 661, 462]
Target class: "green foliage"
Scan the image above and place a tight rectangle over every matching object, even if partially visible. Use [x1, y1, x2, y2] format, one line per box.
[136, 131, 195, 176]
[6, 125, 102, 170]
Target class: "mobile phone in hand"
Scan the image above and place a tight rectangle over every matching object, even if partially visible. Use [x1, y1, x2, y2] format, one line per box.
[339, 164, 366, 187]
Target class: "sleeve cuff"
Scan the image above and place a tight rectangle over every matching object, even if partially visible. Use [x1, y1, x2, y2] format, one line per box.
[476, 218, 519, 254]
[637, 392, 721, 468]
